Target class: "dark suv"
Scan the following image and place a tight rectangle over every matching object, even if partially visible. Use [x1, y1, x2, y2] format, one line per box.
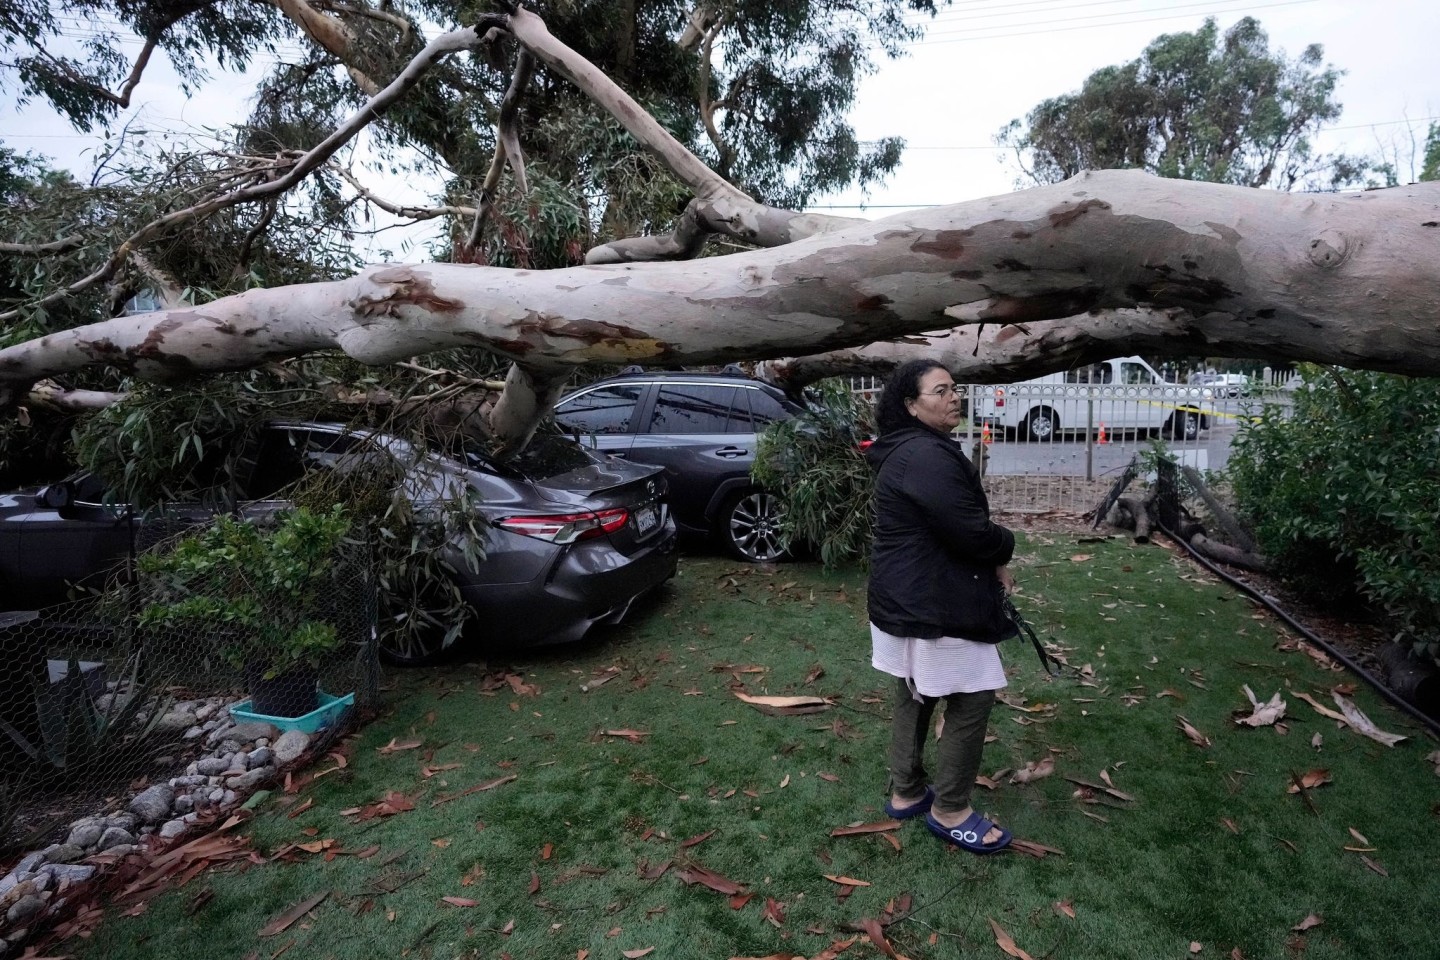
[553, 372, 804, 562]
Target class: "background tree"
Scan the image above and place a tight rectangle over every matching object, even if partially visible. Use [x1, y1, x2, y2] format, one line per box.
[1423, 122, 1440, 182]
[2, 0, 932, 276]
[996, 16, 1383, 191]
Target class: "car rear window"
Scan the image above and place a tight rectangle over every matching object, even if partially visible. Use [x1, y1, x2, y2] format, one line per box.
[458, 432, 601, 482]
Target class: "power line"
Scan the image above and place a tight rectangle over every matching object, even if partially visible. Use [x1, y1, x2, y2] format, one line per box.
[885, 0, 1320, 45]
[917, 0, 1257, 32]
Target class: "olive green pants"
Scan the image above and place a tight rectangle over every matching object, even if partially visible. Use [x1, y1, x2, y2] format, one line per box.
[887, 677, 996, 814]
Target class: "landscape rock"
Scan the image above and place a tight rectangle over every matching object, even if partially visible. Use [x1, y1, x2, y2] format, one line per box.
[5, 895, 43, 926]
[158, 820, 188, 840]
[64, 824, 103, 850]
[154, 709, 197, 734]
[95, 827, 135, 851]
[225, 767, 274, 792]
[43, 864, 96, 886]
[247, 747, 273, 769]
[196, 756, 232, 777]
[42, 845, 83, 865]
[273, 730, 311, 765]
[227, 721, 280, 742]
[12, 854, 43, 877]
[104, 813, 137, 832]
[128, 784, 175, 824]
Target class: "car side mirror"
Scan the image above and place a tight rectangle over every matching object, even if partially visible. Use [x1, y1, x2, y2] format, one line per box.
[36, 482, 75, 510]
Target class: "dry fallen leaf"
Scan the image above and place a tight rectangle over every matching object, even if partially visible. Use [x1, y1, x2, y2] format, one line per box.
[375, 738, 424, 755]
[830, 820, 903, 837]
[822, 875, 871, 887]
[1348, 827, 1370, 846]
[1054, 900, 1076, 919]
[732, 691, 831, 715]
[440, 896, 478, 907]
[1291, 913, 1323, 932]
[1235, 685, 1286, 728]
[1294, 692, 1348, 723]
[1011, 756, 1056, 784]
[1360, 855, 1388, 877]
[1189, 942, 1203, 954]
[621, 947, 655, 959]
[1285, 769, 1332, 793]
[1177, 715, 1212, 748]
[258, 891, 329, 937]
[1331, 694, 1406, 747]
[602, 729, 651, 742]
[988, 917, 1037, 960]
[674, 861, 746, 896]
[679, 830, 716, 849]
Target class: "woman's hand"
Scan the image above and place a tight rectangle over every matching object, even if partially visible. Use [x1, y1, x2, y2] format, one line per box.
[997, 565, 1015, 594]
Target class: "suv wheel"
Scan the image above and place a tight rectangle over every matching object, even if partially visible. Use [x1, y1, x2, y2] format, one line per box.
[718, 490, 787, 563]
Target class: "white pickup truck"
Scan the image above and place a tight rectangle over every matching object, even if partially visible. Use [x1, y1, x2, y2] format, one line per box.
[973, 356, 1212, 441]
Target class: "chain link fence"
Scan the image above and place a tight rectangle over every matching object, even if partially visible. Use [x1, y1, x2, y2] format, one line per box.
[0, 515, 379, 853]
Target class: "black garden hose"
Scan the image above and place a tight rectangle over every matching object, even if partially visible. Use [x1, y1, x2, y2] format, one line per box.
[1156, 519, 1440, 739]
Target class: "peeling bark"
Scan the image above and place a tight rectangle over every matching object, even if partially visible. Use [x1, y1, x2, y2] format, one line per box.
[3, 171, 1438, 448]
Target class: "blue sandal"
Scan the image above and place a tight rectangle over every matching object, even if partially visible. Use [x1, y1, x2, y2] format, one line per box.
[925, 810, 1012, 854]
[884, 785, 935, 819]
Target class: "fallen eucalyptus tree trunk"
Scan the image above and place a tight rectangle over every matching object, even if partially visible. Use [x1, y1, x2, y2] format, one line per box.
[3, 171, 1438, 449]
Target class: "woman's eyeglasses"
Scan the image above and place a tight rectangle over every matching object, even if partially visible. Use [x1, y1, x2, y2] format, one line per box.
[918, 384, 961, 399]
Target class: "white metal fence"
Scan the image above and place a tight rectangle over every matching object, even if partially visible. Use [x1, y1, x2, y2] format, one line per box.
[851, 374, 1294, 516]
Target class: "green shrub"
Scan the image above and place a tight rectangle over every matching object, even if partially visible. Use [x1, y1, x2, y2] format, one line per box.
[137, 506, 352, 676]
[1227, 368, 1440, 661]
[752, 380, 874, 569]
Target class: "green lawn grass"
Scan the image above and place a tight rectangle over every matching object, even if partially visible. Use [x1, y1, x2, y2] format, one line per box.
[65, 532, 1440, 960]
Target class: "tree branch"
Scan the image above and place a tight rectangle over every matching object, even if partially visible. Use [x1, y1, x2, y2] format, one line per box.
[500, 7, 860, 262]
[463, 45, 534, 258]
[0, 236, 84, 255]
[331, 165, 477, 220]
[0, 23, 504, 324]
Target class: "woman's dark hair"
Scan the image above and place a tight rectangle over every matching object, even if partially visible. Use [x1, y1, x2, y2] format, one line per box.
[876, 359, 948, 436]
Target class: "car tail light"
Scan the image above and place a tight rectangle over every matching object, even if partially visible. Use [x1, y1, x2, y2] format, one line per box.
[993, 387, 1005, 408]
[496, 508, 629, 544]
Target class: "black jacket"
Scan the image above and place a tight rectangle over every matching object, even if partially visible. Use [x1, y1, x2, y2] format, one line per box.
[866, 426, 1017, 642]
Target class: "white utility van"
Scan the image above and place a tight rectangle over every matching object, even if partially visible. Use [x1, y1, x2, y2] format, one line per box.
[973, 356, 1212, 441]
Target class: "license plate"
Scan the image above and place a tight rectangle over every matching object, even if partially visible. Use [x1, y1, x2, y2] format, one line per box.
[635, 504, 658, 534]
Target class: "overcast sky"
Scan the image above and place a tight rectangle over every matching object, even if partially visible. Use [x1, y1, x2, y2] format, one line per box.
[814, 0, 1440, 215]
[3, 0, 1437, 260]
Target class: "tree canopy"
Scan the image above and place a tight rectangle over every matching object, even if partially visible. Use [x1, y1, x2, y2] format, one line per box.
[0, 4, 1436, 462]
[996, 16, 1381, 192]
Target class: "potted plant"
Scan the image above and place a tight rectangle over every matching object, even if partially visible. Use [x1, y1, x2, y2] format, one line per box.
[137, 506, 352, 718]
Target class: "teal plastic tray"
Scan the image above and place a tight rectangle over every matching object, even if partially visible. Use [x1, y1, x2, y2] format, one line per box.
[229, 690, 355, 734]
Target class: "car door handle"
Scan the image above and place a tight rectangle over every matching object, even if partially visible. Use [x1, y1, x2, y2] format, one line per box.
[714, 446, 748, 459]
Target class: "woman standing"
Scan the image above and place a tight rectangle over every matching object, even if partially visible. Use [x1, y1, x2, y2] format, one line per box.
[865, 359, 1017, 854]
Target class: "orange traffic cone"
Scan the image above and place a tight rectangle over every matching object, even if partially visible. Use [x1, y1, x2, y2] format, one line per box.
[1097, 422, 1109, 444]
[981, 423, 993, 445]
